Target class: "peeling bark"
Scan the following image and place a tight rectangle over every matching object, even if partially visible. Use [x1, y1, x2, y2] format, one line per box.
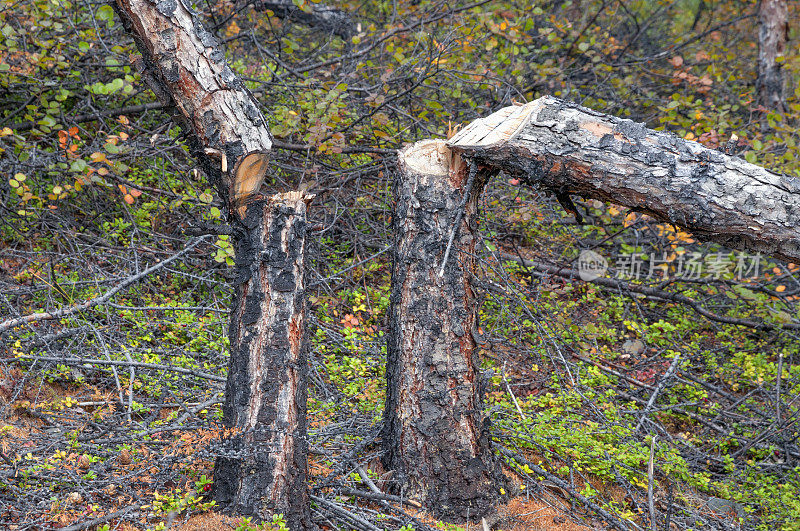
[214, 192, 314, 529]
[254, 0, 355, 39]
[383, 140, 503, 522]
[448, 97, 800, 263]
[114, 0, 272, 217]
[757, 0, 789, 113]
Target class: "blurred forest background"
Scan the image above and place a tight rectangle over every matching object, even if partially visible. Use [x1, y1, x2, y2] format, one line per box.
[1, 0, 799, 529]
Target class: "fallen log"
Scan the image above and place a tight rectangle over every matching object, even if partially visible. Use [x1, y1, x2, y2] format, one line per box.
[254, 0, 355, 39]
[448, 96, 800, 263]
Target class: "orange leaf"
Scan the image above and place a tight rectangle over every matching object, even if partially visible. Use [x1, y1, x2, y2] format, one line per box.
[124, 194, 135, 205]
[129, 188, 142, 198]
[776, 285, 786, 293]
[68, 126, 79, 137]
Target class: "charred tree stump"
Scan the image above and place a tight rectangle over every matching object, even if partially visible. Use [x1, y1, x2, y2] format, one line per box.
[448, 96, 800, 263]
[113, 2, 315, 526]
[214, 191, 314, 528]
[383, 140, 503, 522]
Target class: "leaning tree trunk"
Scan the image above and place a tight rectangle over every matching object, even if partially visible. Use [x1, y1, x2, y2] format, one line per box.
[383, 140, 503, 523]
[757, 0, 789, 113]
[113, 1, 314, 527]
[214, 192, 313, 528]
[448, 97, 800, 263]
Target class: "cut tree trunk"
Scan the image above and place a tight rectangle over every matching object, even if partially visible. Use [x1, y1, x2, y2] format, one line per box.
[214, 192, 314, 528]
[113, 0, 272, 217]
[757, 0, 789, 113]
[448, 97, 800, 263]
[114, 2, 315, 527]
[383, 140, 503, 522]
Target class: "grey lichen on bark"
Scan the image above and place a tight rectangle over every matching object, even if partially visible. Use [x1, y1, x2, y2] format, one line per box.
[448, 96, 800, 263]
[383, 140, 504, 523]
[214, 191, 315, 529]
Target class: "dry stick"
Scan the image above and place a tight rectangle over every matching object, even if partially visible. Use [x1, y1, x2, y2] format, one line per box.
[355, 465, 381, 495]
[10, 355, 226, 382]
[776, 353, 784, 423]
[59, 504, 140, 531]
[501, 361, 527, 420]
[438, 159, 478, 277]
[635, 354, 682, 433]
[0, 236, 209, 334]
[355, 464, 423, 509]
[648, 436, 657, 531]
[310, 495, 383, 531]
[338, 488, 422, 509]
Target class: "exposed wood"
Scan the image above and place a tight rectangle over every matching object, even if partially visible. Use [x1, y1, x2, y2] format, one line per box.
[114, 0, 272, 218]
[383, 140, 503, 522]
[448, 96, 800, 263]
[757, 0, 789, 113]
[254, 0, 355, 39]
[214, 192, 315, 529]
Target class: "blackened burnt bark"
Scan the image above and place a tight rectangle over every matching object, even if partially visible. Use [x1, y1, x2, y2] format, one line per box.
[214, 192, 314, 529]
[448, 97, 800, 263]
[383, 140, 503, 522]
[115, 3, 315, 525]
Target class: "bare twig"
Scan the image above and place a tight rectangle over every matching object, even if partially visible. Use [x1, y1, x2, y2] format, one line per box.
[636, 354, 682, 433]
[438, 159, 478, 277]
[648, 436, 657, 531]
[0, 236, 209, 334]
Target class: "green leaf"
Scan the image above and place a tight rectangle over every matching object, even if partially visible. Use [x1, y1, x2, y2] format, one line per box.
[96, 5, 115, 28]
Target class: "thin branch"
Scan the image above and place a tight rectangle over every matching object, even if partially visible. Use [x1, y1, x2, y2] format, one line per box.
[0, 236, 209, 334]
[10, 355, 226, 382]
[500, 253, 800, 331]
[438, 159, 478, 277]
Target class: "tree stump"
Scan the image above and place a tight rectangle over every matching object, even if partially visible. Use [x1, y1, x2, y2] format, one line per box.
[383, 140, 503, 522]
[214, 191, 315, 530]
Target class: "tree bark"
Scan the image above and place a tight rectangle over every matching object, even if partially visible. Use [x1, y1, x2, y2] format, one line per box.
[448, 97, 800, 263]
[114, 2, 314, 527]
[113, 0, 273, 217]
[757, 0, 789, 113]
[214, 192, 314, 529]
[383, 140, 503, 523]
